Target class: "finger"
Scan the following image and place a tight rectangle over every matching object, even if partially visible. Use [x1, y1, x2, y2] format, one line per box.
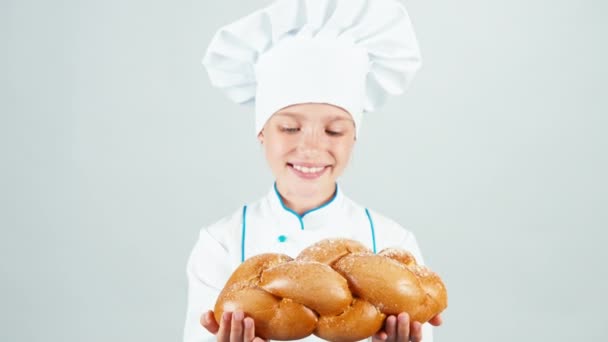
[372, 332, 388, 342]
[200, 310, 220, 334]
[243, 317, 255, 342]
[429, 314, 443, 326]
[230, 311, 244, 342]
[243, 317, 254, 340]
[409, 321, 422, 342]
[396, 313, 410, 342]
[384, 315, 397, 342]
[217, 311, 232, 342]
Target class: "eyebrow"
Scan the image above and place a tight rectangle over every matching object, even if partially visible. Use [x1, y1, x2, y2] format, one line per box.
[274, 111, 354, 123]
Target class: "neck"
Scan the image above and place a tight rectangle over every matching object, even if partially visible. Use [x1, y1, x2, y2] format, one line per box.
[275, 182, 337, 215]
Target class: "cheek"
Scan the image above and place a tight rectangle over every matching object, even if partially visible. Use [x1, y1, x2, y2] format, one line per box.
[333, 141, 355, 163]
[264, 140, 290, 164]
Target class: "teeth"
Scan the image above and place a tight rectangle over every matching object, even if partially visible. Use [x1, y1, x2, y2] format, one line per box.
[292, 164, 325, 173]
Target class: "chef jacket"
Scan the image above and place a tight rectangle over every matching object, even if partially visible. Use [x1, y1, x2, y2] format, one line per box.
[183, 184, 434, 342]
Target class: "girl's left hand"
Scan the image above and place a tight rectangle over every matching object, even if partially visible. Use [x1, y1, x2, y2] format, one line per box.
[372, 313, 442, 342]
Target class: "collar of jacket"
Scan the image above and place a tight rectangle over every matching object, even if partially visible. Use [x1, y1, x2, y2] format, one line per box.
[263, 182, 345, 231]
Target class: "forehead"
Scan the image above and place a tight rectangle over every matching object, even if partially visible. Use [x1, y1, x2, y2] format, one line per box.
[273, 103, 353, 122]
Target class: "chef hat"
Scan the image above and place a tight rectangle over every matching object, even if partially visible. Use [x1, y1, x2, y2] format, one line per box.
[203, 0, 421, 135]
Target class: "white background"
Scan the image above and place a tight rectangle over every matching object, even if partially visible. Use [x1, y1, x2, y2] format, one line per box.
[2, 0, 607, 341]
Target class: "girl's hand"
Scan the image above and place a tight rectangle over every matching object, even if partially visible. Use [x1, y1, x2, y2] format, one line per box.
[372, 313, 443, 342]
[200, 310, 267, 342]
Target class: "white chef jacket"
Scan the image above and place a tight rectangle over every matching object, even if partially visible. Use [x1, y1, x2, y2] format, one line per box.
[183, 184, 434, 342]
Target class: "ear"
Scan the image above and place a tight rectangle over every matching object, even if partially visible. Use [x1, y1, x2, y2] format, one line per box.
[257, 130, 264, 144]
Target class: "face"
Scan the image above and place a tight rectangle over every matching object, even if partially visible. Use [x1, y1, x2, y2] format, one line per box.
[258, 103, 357, 200]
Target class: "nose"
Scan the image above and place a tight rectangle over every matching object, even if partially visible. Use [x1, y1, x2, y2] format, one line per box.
[296, 127, 325, 157]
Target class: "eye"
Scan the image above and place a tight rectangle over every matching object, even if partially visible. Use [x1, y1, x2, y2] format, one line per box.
[325, 129, 344, 137]
[280, 127, 300, 133]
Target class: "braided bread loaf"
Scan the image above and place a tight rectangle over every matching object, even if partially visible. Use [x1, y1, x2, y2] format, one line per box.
[214, 238, 447, 341]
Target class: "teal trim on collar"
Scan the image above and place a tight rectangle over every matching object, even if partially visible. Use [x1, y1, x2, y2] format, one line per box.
[365, 208, 377, 254]
[241, 205, 247, 263]
[273, 182, 339, 230]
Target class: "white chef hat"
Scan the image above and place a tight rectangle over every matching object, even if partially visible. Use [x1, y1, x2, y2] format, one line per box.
[202, 0, 421, 136]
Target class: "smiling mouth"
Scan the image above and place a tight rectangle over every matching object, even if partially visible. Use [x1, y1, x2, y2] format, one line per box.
[291, 164, 325, 173]
[287, 163, 330, 177]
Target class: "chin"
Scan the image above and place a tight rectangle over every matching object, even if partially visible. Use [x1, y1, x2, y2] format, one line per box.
[291, 180, 333, 196]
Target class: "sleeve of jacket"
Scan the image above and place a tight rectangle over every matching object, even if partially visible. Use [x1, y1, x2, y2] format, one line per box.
[365, 208, 426, 266]
[363, 209, 436, 342]
[183, 228, 233, 342]
[400, 228, 434, 342]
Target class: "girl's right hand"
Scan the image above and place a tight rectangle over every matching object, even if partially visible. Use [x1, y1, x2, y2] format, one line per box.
[200, 310, 267, 342]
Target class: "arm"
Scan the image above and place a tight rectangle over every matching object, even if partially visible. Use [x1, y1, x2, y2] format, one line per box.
[375, 227, 441, 342]
[183, 228, 267, 342]
[402, 230, 436, 342]
[183, 229, 232, 342]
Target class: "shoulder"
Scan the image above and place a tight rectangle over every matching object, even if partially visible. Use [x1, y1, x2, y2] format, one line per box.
[189, 203, 252, 276]
[344, 195, 410, 239]
[204, 206, 245, 240]
[198, 195, 267, 248]
[366, 207, 414, 245]
[344, 196, 424, 260]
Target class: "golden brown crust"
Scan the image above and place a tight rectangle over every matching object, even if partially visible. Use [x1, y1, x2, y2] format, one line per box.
[260, 261, 352, 316]
[297, 238, 371, 265]
[213, 238, 448, 341]
[315, 298, 385, 342]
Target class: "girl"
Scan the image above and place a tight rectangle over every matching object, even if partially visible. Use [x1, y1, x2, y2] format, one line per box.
[184, 1, 443, 341]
